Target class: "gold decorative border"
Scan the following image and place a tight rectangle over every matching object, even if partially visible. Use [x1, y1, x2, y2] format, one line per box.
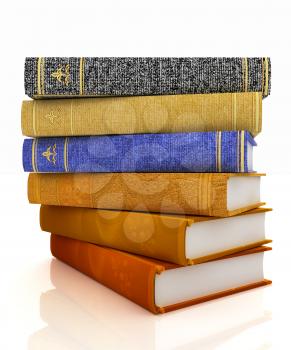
[261, 58, 265, 95]
[31, 139, 39, 172]
[264, 57, 269, 97]
[70, 100, 74, 135]
[236, 131, 240, 172]
[242, 58, 248, 92]
[255, 92, 260, 132]
[216, 131, 222, 172]
[37, 57, 45, 96]
[79, 57, 85, 95]
[232, 93, 237, 129]
[32, 100, 37, 136]
[240, 130, 245, 172]
[64, 137, 69, 172]
[37, 58, 41, 95]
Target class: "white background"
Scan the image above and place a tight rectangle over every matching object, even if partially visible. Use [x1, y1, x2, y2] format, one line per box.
[0, 0, 290, 348]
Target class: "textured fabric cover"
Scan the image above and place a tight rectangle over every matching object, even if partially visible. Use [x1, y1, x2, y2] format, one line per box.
[41, 205, 271, 265]
[25, 57, 271, 98]
[28, 173, 264, 217]
[22, 131, 256, 173]
[21, 92, 262, 137]
[51, 234, 271, 314]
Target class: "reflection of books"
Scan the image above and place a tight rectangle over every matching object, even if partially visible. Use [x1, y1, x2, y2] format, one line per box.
[28, 258, 272, 350]
[28, 328, 82, 350]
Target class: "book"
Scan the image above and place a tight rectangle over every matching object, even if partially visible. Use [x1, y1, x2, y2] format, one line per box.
[28, 173, 265, 217]
[23, 131, 256, 173]
[21, 92, 262, 137]
[25, 57, 271, 98]
[41, 205, 272, 265]
[50, 234, 271, 314]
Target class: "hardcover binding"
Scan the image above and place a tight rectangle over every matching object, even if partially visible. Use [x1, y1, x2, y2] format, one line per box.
[23, 131, 256, 173]
[160, 280, 272, 314]
[41, 205, 272, 265]
[28, 172, 265, 217]
[21, 92, 262, 137]
[51, 234, 158, 313]
[50, 234, 272, 314]
[25, 57, 271, 98]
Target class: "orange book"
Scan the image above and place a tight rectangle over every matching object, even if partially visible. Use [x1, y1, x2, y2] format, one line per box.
[51, 234, 271, 314]
[29, 173, 265, 217]
[42, 205, 272, 265]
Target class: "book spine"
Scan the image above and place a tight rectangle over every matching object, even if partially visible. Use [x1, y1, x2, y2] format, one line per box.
[40, 205, 188, 265]
[21, 92, 262, 137]
[28, 173, 263, 217]
[25, 57, 271, 98]
[50, 234, 160, 314]
[22, 131, 254, 173]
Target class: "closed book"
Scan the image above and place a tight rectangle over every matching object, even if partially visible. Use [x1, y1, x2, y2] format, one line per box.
[28, 173, 265, 217]
[21, 92, 262, 137]
[50, 234, 271, 314]
[41, 205, 271, 265]
[23, 131, 256, 173]
[25, 57, 271, 98]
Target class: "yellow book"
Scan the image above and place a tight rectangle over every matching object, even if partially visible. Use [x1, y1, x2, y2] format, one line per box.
[22, 92, 262, 137]
[40, 205, 271, 265]
[28, 172, 265, 217]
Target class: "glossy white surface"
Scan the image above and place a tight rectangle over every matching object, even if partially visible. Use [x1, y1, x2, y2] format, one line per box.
[32, 259, 271, 350]
[1, 0, 291, 348]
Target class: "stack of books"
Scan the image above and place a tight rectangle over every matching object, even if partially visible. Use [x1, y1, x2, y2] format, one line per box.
[22, 57, 272, 314]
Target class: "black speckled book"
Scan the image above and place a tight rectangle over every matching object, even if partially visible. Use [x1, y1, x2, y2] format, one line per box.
[25, 57, 271, 99]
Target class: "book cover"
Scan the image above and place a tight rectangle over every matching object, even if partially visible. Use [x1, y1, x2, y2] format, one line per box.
[25, 57, 271, 98]
[21, 92, 262, 137]
[28, 172, 264, 217]
[41, 205, 271, 265]
[50, 234, 271, 314]
[23, 131, 256, 173]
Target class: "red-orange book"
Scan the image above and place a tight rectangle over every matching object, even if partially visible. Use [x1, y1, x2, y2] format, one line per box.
[51, 234, 271, 314]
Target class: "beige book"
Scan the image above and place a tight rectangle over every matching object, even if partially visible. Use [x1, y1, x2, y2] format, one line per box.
[22, 92, 262, 137]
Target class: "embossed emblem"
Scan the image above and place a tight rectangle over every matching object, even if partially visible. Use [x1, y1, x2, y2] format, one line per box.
[44, 111, 61, 124]
[42, 144, 57, 165]
[51, 64, 70, 85]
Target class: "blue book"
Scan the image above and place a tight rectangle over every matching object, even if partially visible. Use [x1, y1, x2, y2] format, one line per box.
[22, 131, 256, 173]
